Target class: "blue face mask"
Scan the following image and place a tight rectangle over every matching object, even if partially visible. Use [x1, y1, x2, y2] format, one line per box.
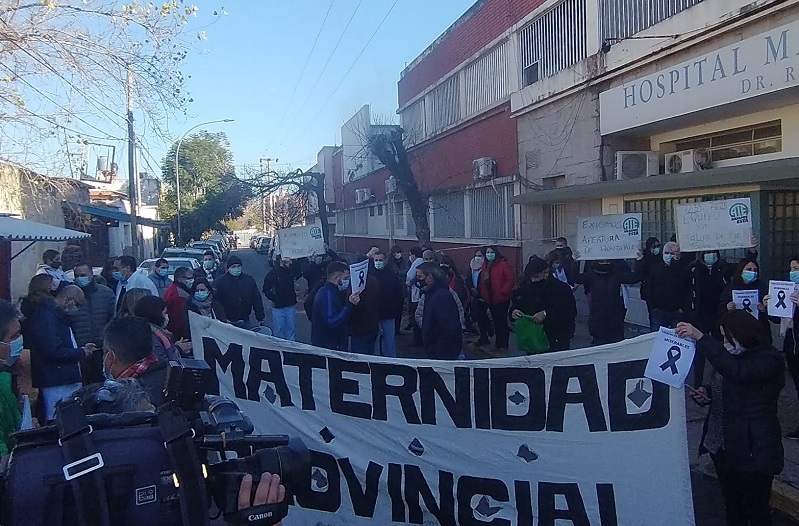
[112, 270, 125, 283]
[703, 253, 719, 266]
[338, 279, 350, 291]
[374, 261, 385, 270]
[742, 269, 758, 284]
[158, 268, 169, 278]
[790, 270, 799, 284]
[486, 253, 496, 262]
[184, 279, 195, 289]
[651, 247, 661, 256]
[194, 291, 210, 301]
[229, 267, 242, 277]
[662, 253, 673, 265]
[75, 276, 91, 288]
[203, 260, 215, 269]
[6, 336, 22, 360]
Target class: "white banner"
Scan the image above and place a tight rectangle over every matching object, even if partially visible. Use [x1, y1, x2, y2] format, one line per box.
[191, 314, 695, 526]
[576, 213, 642, 260]
[674, 198, 752, 252]
[277, 224, 325, 259]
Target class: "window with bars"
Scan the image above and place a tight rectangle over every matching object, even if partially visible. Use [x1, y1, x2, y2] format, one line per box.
[432, 192, 466, 238]
[543, 204, 566, 239]
[768, 191, 799, 276]
[465, 42, 509, 117]
[672, 121, 782, 163]
[354, 208, 369, 235]
[601, 0, 704, 43]
[470, 185, 515, 240]
[401, 99, 426, 146]
[427, 75, 460, 135]
[519, 0, 587, 88]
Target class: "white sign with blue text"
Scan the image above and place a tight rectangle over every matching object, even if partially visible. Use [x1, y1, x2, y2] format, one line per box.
[675, 198, 752, 252]
[645, 328, 696, 389]
[576, 213, 642, 261]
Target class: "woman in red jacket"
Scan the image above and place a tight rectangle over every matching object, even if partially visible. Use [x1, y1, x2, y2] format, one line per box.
[477, 246, 515, 351]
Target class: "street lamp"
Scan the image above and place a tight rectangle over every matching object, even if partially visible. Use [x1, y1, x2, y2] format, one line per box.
[174, 118, 234, 244]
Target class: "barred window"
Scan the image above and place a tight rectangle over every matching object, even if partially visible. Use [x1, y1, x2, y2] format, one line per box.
[601, 0, 704, 43]
[465, 42, 509, 117]
[427, 75, 460, 135]
[470, 185, 515, 240]
[432, 192, 465, 238]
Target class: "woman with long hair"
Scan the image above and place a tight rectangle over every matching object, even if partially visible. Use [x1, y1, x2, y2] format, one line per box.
[133, 295, 190, 362]
[117, 288, 152, 317]
[477, 246, 514, 352]
[718, 257, 771, 345]
[185, 278, 228, 339]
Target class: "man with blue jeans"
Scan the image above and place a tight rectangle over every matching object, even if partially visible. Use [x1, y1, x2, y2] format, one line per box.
[371, 250, 403, 357]
[262, 255, 298, 341]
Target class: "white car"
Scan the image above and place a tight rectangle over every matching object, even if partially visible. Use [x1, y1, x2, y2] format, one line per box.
[137, 258, 201, 282]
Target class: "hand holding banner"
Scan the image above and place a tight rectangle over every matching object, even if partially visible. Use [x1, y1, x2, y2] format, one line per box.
[349, 259, 369, 294]
[768, 280, 797, 318]
[733, 289, 760, 320]
[645, 327, 696, 388]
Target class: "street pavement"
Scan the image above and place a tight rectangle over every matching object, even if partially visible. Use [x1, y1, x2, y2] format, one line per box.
[237, 248, 799, 525]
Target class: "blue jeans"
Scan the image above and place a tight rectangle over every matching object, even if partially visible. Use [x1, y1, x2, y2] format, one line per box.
[272, 306, 296, 341]
[351, 335, 377, 355]
[650, 309, 682, 333]
[375, 319, 396, 357]
[41, 382, 82, 421]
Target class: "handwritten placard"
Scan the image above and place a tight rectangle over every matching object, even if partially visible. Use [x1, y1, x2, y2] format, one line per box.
[675, 198, 752, 252]
[576, 213, 642, 260]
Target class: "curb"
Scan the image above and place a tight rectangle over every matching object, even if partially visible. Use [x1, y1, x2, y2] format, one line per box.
[692, 462, 799, 521]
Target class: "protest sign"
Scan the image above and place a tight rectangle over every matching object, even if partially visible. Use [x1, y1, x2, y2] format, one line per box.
[349, 259, 369, 294]
[733, 289, 760, 319]
[576, 213, 642, 260]
[768, 280, 797, 318]
[276, 224, 325, 259]
[192, 314, 694, 526]
[644, 327, 696, 389]
[675, 198, 752, 252]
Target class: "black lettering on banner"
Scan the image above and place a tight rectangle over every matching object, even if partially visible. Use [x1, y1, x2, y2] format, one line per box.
[537, 482, 589, 526]
[246, 347, 293, 406]
[387, 463, 406, 522]
[419, 366, 472, 428]
[328, 357, 372, 419]
[371, 362, 421, 424]
[608, 360, 670, 431]
[282, 352, 327, 410]
[597, 483, 619, 526]
[404, 465, 456, 526]
[490, 367, 546, 431]
[514, 480, 534, 524]
[457, 476, 510, 526]
[473, 368, 491, 429]
[337, 457, 382, 518]
[547, 365, 608, 432]
[201, 337, 246, 399]
[295, 450, 340, 512]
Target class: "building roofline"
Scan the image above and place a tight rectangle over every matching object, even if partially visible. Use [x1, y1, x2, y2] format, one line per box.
[400, 0, 486, 78]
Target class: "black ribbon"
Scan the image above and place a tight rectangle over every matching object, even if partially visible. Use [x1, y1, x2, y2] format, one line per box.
[659, 346, 682, 375]
[358, 269, 365, 287]
[741, 298, 752, 313]
[777, 290, 788, 309]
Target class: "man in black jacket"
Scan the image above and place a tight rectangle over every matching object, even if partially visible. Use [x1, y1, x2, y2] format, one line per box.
[69, 262, 116, 384]
[416, 262, 462, 360]
[213, 255, 266, 329]
[102, 316, 167, 406]
[263, 255, 299, 341]
[201, 250, 224, 284]
[371, 251, 403, 357]
[639, 241, 687, 332]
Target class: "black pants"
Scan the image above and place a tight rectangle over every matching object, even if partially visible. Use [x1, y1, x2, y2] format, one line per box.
[785, 330, 799, 402]
[488, 302, 510, 349]
[475, 301, 492, 342]
[410, 302, 422, 345]
[711, 450, 774, 526]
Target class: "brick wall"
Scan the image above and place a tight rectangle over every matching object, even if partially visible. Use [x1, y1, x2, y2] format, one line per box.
[399, 0, 545, 106]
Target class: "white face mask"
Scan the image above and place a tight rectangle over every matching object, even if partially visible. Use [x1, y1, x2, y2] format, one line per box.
[162, 313, 170, 328]
[724, 341, 745, 355]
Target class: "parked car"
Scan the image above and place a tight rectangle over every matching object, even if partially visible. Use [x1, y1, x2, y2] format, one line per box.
[137, 258, 200, 281]
[161, 247, 209, 266]
[256, 236, 272, 255]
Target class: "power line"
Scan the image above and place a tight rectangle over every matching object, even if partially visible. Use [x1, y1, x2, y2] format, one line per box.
[271, 0, 336, 141]
[290, 0, 401, 144]
[279, 0, 365, 147]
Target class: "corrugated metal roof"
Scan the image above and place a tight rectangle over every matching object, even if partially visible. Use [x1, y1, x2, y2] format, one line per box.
[0, 216, 91, 241]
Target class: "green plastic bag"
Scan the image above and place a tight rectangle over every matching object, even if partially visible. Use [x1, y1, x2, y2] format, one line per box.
[514, 315, 550, 354]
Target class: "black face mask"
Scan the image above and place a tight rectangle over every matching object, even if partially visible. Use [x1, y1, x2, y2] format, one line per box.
[51, 262, 62, 270]
[594, 263, 613, 273]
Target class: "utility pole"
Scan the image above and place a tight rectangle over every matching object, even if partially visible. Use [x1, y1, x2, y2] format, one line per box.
[126, 65, 140, 259]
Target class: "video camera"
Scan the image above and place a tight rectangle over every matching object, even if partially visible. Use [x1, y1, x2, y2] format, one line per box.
[0, 359, 310, 526]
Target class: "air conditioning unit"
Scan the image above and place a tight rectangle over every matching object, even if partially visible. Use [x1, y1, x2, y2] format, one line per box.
[472, 157, 497, 180]
[665, 149, 712, 174]
[615, 151, 660, 180]
[355, 188, 372, 204]
[385, 176, 398, 195]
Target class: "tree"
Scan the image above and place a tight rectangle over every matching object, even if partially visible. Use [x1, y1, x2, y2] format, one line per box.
[160, 131, 250, 242]
[0, 0, 215, 172]
[368, 127, 431, 245]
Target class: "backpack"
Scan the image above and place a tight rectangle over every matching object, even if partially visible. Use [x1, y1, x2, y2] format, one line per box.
[304, 280, 325, 321]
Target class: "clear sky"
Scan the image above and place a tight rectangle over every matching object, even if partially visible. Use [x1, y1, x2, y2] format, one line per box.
[150, 0, 476, 174]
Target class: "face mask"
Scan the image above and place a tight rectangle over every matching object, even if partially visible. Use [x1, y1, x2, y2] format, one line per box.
[158, 268, 169, 278]
[75, 276, 91, 288]
[51, 262, 62, 270]
[112, 270, 125, 282]
[486, 253, 496, 262]
[790, 270, 799, 284]
[651, 247, 661, 256]
[184, 279, 195, 289]
[474, 256, 484, 266]
[703, 253, 719, 266]
[64, 305, 79, 314]
[203, 260, 215, 269]
[103, 354, 115, 381]
[374, 261, 385, 270]
[415, 278, 427, 289]
[315, 256, 323, 265]
[5, 336, 23, 361]
[194, 291, 210, 301]
[595, 263, 613, 272]
[229, 267, 242, 277]
[393, 253, 402, 260]
[724, 341, 745, 356]
[662, 254, 673, 265]
[162, 314, 170, 328]
[555, 246, 565, 251]
[338, 279, 350, 292]
[741, 270, 758, 284]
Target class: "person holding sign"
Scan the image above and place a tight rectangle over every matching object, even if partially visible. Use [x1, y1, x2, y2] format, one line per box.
[310, 262, 360, 351]
[677, 312, 784, 526]
[510, 257, 576, 351]
[573, 252, 643, 346]
[640, 242, 687, 332]
[719, 258, 772, 346]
